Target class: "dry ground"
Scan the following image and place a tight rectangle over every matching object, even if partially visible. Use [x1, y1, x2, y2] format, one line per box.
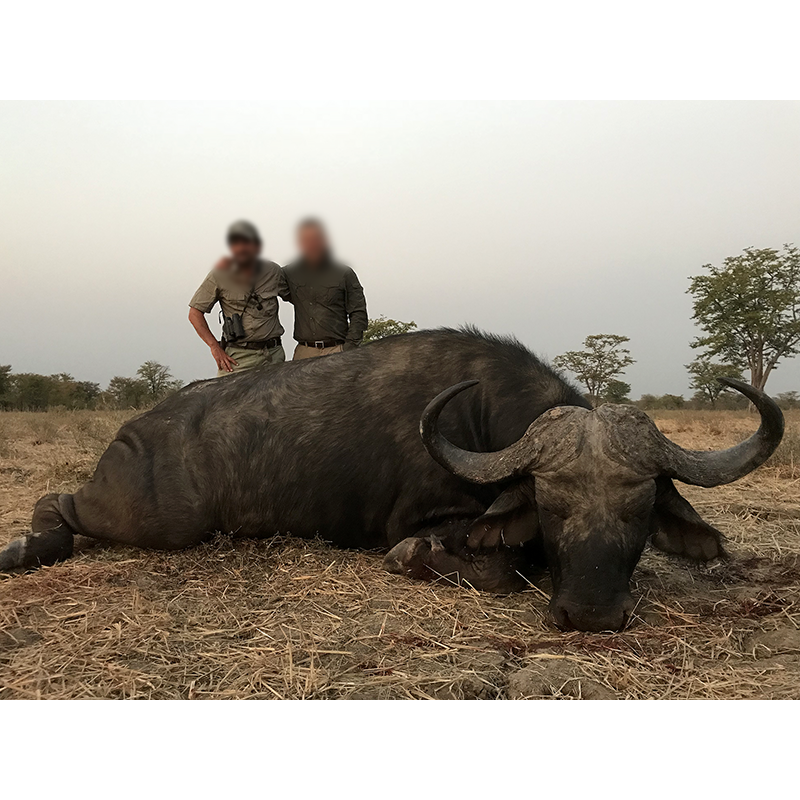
[1, 407, 799, 699]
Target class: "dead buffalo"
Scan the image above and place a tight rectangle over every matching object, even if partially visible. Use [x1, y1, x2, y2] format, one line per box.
[0, 328, 783, 632]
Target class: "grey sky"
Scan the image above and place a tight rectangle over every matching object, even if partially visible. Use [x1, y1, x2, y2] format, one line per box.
[2, 101, 799, 396]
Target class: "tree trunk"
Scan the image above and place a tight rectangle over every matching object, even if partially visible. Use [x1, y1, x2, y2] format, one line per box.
[748, 366, 764, 413]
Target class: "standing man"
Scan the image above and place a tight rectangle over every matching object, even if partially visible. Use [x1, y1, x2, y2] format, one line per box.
[281, 217, 368, 359]
[189, 221, 285, 376]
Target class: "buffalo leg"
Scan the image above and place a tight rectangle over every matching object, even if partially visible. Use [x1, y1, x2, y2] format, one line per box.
[383, 522, 528, 593]
[0, 493, 75, 571]
[1, 482, 209, 572]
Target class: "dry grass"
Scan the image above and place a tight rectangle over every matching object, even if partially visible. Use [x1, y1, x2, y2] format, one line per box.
[1, 408, 800, 699]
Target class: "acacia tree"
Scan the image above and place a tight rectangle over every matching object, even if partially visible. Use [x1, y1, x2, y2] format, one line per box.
[363, 316, 417, 343]
[688, 244, 800, 391]
[553, 334, 635, 406]
[136, 361, 183, 402]
[106, 376, 149, 408]
[686, 358, 743, 407]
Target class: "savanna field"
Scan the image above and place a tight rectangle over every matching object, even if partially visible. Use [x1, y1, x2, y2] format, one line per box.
[1, 408, 799, 699]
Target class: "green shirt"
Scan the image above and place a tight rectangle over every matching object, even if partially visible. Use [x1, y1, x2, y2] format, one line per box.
[280, 259, 368, 348]
[189, 259, 285, 343]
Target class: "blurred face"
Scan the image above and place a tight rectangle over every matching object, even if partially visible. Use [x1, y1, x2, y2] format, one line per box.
[228, 237, 260, 267]
[298, 224, 328, 265]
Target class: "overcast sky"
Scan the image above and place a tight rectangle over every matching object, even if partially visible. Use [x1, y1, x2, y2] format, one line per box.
[2, 101, 799, 396]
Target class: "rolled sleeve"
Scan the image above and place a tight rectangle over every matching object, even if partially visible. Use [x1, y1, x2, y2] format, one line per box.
[344, 267, 368, 348]
[189, 271, 220, 314]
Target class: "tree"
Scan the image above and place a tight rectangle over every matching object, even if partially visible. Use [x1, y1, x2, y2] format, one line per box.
[0, 365, 11, 408]
[714, 392, 748, 411]
[1, 371, 101, 410]
[636, 393, 686, 410]
[659, 394, 685, 410]
[71, 380, 101, 409]
[49, 373, 78, 408]
[553, 334, 635, 406]
[136, 361, 183, 401]
[603, 380, 631, 404]
[9, 373, 54, 410]
[106, 376, 149, 408]
[363, 316, 417, 343]
[686, 358, 744, 407]
[688, 244, 800, 391]
[776, 391, 800, 410]
[637, 394, 659, 410]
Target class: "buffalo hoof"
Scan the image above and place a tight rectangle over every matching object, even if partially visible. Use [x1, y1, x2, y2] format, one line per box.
[0, 538, 26, 571]
[385, 534, 529, 593]
[0, 530, 73, 572]
[383, 536, 442, 579]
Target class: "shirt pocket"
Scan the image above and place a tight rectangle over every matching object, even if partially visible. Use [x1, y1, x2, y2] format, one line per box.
[252, 294, 278, 318]
[220, 288, 248, 316]
[319, 277, 344, 305]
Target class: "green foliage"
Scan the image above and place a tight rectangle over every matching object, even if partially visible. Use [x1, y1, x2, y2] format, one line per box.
[136, 361, 183, 401]
[0, 370, 101, 411]
[603, 380, 631, 404]
[10, 374, 52, 410]
[553, 334, 635, 406]
[105, 376, 149, 409]
[0, 362, 180, 411]
[686, 358, 743, 407]
[636, 394, 659, 410]
[104, 362, 182, 409]
[72, 381, 102, 407]
[660, 394, 686, 410]
[0, 365, 12, 399]
[776, 391, 800, 410]
[695, 391, 749, 411]
[688, 244, 800, 390]
[636, 393, 686, 411]
[363, 316, 417, 343]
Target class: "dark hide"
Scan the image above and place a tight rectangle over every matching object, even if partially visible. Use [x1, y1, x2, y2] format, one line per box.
[3, 329, 587, 566]
[1, 328, 743, 633]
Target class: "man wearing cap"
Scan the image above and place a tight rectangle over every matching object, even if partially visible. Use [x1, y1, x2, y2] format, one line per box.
[281, 217, 368, 360]
[188, 221, 285, 376]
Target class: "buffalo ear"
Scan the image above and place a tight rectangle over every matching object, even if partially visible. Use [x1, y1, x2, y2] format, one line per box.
[467, 482, 539, 550]
[650, 477, 726, 561]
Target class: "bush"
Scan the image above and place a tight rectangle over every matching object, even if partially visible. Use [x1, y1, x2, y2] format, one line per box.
[636, 394, 686, 410]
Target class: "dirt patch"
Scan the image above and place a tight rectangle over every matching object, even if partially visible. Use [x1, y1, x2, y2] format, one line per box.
[1, 408, 799, 699]
[744, 627, 800, 658]
[507, 659, 618, 699]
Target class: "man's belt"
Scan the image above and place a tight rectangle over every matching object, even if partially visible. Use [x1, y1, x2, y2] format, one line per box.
[299, 339, 345, 349]
[226, 337, 282, 351]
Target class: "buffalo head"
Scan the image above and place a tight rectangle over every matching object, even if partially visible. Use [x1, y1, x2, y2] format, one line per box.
[419, 379, 784, 633]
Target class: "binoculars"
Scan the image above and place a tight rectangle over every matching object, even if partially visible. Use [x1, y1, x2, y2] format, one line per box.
[222, 313, 246, 342]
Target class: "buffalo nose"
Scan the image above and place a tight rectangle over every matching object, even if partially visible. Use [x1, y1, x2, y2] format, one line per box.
[548, 596, 634, 633]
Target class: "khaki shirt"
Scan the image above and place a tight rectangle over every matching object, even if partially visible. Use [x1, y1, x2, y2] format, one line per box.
[281, 259, 367, 348]
[189, 259, 285, 343]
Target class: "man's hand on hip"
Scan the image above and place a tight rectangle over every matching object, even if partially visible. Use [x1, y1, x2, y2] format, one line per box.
[211, 342, 237, 373]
